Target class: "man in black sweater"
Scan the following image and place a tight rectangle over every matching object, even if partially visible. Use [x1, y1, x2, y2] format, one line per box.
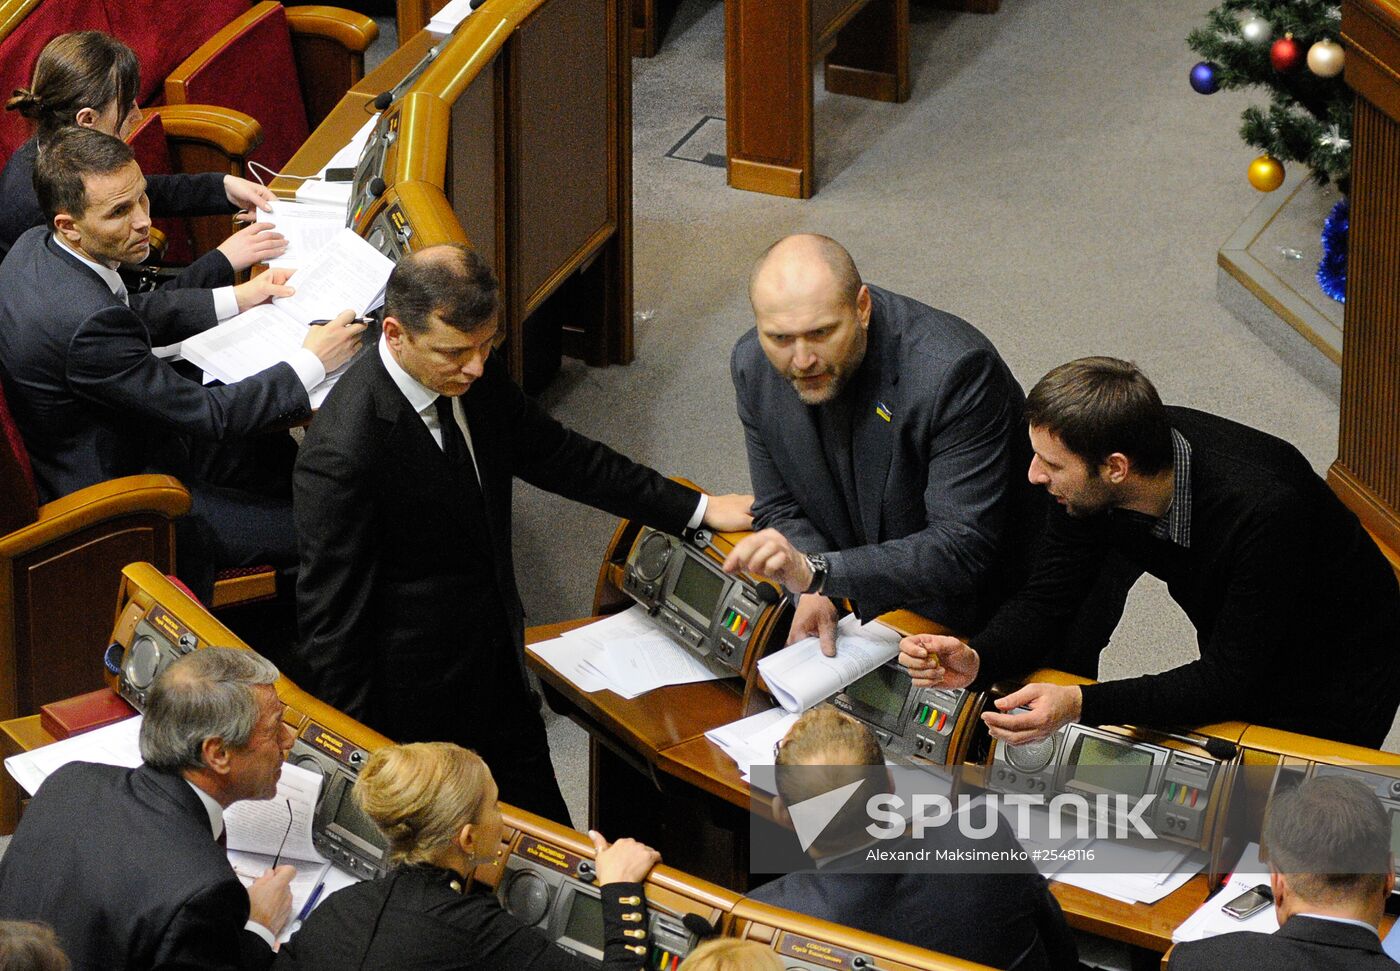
[899, 357, 1400, 748]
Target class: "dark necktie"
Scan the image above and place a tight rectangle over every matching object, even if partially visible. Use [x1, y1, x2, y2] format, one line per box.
[434, 395, 487, 515]
[216, 827, 227, 849]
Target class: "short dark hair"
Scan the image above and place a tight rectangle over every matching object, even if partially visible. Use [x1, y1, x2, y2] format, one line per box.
[0, 920, 70, 971]
[1263, 776, 1391, 902]
[6, 31, 140, 137]
[33, 125, 135, 224]
[1025, 356, 1173, 474]
[384, 243, 499, 335]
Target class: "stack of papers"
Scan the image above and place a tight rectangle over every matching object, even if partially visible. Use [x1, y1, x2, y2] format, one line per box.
[263, 200, 346, 270]
[427, 0, 477, 33]
[530, 606, 726, 700]
[181, 228, 393, 406]
[1172, 843, 1278, 942]
[4, 716, 363, 941]
[704, 708, 799, 785]
[756, 615, 902, 713]
[295, 116, 378, 209]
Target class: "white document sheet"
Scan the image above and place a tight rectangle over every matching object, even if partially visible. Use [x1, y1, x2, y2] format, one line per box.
[294, 117, 377, 208]
[427, 0, 476, 33]
[228, 849, 334, 944]
[756, 615, 903, 713]
[180, 230, 391, 388]
[704, 707, 799, 783]
[4, 715, 144, 795]
[1171, 843, 1279, 942]
[265, 201, 346, 269]
[224, 760, 324, 862]
[532, 606, 725, 699]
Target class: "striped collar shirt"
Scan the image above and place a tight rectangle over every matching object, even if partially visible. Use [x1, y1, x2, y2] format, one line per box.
[1150, 427, 1192, 549]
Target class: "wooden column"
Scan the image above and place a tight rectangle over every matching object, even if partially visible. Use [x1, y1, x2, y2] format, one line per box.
[1333, 0, 1400, 557]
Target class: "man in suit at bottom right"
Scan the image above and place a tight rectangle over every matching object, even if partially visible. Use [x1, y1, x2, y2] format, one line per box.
[1170, 776, 1399, 971]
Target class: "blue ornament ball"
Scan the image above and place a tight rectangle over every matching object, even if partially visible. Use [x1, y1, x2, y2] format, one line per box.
[1190, 61, 1220, 95]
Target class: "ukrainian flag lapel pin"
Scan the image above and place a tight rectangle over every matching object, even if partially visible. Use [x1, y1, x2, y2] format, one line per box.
[875, 401, 892, 422]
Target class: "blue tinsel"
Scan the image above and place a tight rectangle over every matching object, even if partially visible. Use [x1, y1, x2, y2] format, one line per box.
[1317, 198, 1348, 304]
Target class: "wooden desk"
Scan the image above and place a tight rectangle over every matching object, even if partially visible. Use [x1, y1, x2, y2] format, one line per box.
[275, 0, 635, 390]
[0, 714, 50, 834]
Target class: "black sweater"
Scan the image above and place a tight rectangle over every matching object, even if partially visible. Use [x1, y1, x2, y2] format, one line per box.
[275, 864, 650, 971]
[973, 407, 1400, 747]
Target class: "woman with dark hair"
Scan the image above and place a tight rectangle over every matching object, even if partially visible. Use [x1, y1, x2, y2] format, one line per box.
[275, 742, 661, 970]
[0, 30, 282, 267]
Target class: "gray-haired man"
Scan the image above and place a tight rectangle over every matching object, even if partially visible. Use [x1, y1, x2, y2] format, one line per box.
[0, 648, 297, 971]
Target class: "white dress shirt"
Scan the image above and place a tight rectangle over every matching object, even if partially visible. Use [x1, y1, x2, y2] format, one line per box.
[377, 335, 706, 526]
[184, 781, 278, 949]
[57, 235, 326, 394]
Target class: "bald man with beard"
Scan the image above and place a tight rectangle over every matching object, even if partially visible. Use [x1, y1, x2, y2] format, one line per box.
[723, 234, 1037, 653]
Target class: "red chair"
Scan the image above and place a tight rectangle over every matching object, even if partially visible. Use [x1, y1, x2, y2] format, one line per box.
[0, 380, 280, 726]
[164, 2, 379, 175]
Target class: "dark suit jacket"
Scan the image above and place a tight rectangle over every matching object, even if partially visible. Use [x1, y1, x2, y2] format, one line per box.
[0, 226, 308, 503]
[0, 761, 273, 971]
[1168, 915, 1399, 971]
[0, 136, 233, 260]
[293, 345, 699, 736]
[275, 865, 649, 970]
[731, 285, 1035, 632]
[749, 827, 1078, 971]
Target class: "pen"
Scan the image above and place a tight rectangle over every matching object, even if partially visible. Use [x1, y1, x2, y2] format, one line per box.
[309, 317, 374, 326]
[296, 881, 326, 923]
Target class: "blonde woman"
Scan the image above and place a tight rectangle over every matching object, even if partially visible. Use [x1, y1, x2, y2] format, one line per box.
[275, 743, 660, 970]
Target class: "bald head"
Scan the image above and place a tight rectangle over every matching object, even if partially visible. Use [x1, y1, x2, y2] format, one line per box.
[749, 234, 862, 313]
[748, 235, 871, 405]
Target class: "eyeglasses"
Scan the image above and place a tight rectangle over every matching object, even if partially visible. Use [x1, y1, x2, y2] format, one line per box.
[271, 799, 293, 869]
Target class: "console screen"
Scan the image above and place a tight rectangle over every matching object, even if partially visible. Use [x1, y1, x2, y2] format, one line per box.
[1069, 736, 1154, 796]
[331, 784, 385, 858]
[562, 891, 605, 951]
[671, 555, 725, 622]
[844, 665, 909, 721]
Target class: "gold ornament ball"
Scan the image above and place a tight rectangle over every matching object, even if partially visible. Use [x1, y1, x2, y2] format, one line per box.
[1248, 154, 1285, 192]
[1307, 39, 1345, 77]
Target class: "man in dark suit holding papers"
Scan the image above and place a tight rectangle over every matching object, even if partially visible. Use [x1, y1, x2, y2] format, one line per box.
[0, 127, 364, 597]
[0, 648, 297, 971]
[293, 243, 752, 824]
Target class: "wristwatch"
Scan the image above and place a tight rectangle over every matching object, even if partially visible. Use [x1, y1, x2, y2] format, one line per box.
[803, 552, 829, 596]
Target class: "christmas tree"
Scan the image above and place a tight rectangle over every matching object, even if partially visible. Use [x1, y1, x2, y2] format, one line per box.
[1188, 0, 1352, 193]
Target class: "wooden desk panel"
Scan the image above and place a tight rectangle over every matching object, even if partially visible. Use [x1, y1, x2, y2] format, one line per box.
[0, 714, 49, 834]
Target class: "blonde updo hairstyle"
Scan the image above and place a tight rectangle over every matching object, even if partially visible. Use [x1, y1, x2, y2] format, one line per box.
[677, 939, 783, 971]
[353, 742, 493, 867]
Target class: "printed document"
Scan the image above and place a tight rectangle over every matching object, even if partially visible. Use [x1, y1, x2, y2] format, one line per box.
[757, 614, 903, 713]
[180, 229, 392, 391]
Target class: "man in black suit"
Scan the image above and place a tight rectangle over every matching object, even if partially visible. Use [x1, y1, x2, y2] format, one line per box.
[1169, 775, 1399, 970]
[293, 243, 752, 824]
[751, 706, 1079, 971]
[899, 357, 1400, 748]
[0, 648, 299, 971]
[723, 234, 1035, 655]
[0, 127, 364, 597]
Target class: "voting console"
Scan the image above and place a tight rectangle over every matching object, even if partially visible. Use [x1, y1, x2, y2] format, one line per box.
[91, 561, 991, 970]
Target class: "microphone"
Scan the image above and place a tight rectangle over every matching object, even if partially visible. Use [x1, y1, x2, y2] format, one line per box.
[369, 176, 386, 199]
[1156, 729, 1237, 761]
[753, 582, 782, 605]
[372, 90, 393, 111]
[681, 913, 716, 940]
[469, 0, 489, 8]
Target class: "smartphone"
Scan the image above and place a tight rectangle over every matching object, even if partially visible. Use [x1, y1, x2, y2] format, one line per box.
[324, 167, 356, 183]
[1220, 884, 1273, 919]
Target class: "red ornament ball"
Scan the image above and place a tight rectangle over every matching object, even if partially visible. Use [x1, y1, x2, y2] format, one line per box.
[1270, 34, 1301, 72]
